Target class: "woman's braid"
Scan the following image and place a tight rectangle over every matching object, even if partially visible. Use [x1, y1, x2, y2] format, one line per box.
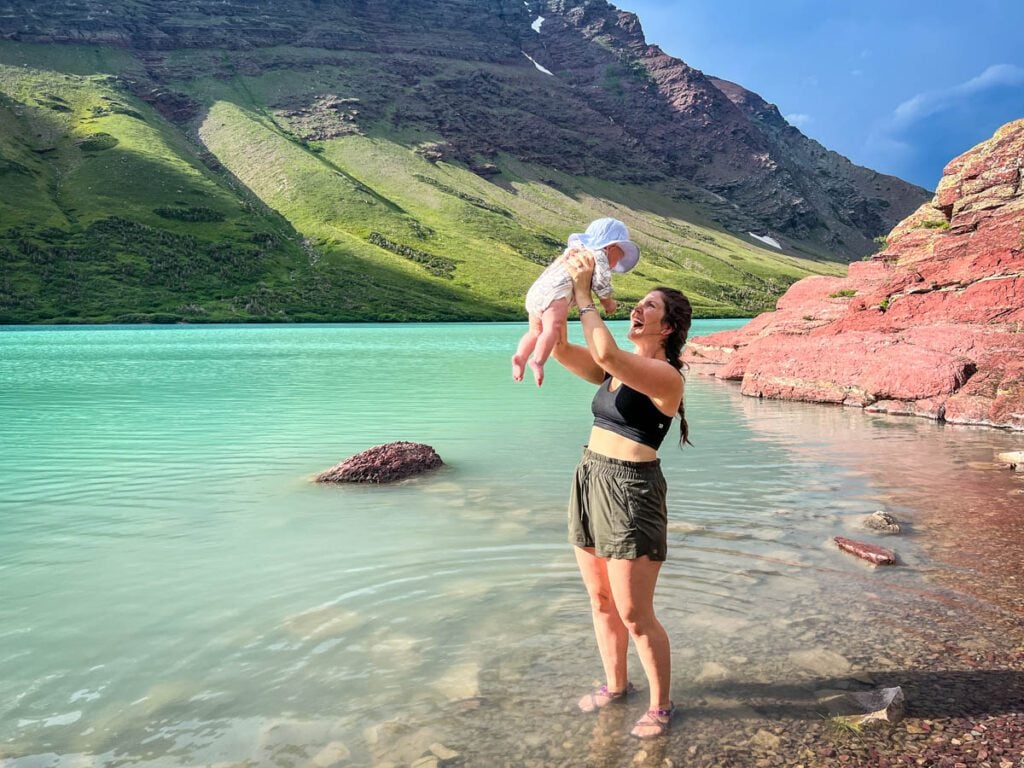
[654, 287, 693, 446]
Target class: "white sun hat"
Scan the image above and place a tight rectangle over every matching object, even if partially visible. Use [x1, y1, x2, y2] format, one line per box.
[567, 217, 641, 273]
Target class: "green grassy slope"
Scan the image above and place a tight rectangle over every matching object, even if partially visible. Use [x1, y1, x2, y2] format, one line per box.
[0, 41, 844, 323]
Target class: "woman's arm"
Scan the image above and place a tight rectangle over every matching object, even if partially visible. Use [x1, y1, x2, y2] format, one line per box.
[551, 322, 606, 384]
[568, 253, 682, 414]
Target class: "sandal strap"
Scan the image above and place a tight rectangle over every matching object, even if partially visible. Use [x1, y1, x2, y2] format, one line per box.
[578, 681, 636, 712]
[631, 704, 674, 738]
[599, 682, 634, 699]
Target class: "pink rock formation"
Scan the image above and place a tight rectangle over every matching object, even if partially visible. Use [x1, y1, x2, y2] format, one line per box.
[684, 119, 1024, 431]
[316, 441, 443, 484]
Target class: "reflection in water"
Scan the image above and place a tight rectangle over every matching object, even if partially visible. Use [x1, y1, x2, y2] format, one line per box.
[1, 324, 1022, 767]
[733, 387, 1024, 624]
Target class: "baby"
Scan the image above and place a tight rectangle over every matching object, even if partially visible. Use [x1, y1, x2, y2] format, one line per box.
[512, 217, 640, 386]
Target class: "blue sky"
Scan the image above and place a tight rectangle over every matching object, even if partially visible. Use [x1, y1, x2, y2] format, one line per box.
[619, 0, 1024, 190]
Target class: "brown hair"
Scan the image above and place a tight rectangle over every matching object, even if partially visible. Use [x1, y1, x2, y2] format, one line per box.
[654, 287, 693, 447]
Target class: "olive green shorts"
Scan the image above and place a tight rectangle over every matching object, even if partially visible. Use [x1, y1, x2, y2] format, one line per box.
[568, 448, 668, 561]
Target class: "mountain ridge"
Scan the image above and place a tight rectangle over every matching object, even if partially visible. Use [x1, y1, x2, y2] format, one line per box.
[0, 0, 928, 323]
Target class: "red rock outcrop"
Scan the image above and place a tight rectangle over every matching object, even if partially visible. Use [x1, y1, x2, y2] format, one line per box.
[684, 119, 1024, 431]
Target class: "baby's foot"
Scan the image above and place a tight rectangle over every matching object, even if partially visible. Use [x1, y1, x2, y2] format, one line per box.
[528, 359, 545, 386]
[511, 355, 526, 382]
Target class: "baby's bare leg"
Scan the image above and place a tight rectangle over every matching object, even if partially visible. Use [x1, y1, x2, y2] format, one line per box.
[512, 314, 542, 382]
[528, 298, 569, 386]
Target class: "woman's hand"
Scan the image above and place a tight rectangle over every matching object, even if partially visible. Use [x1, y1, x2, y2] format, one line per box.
[566, 248, 596, 307]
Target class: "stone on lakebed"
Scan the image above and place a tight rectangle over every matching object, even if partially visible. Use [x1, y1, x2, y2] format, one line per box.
[819, 686, 906, 727]
[864, 510, 901, 534]
[834, 536, 897, 566]
[316, 441, 443, 484]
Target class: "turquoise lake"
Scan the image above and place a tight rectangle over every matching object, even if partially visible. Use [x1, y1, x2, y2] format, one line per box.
[2, 322, 1023, 768]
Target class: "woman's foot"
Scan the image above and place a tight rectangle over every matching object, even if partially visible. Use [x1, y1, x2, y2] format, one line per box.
[577, 682, 636, 713]
[630, 704, 674, 738]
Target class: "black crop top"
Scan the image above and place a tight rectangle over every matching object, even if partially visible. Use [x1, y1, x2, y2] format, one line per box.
[591, 374, 673, 450]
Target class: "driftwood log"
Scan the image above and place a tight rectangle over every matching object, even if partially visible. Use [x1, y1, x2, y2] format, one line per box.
[834, 536, 896, 565]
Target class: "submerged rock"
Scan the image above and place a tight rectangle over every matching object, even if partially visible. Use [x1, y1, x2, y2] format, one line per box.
[788, 648, 852, 677]
[834, 536, 897, 565]
[864, 510, 902, 534]
[311, 741, 350, 768]
[316, 441, 443, 484]
[694, 660, 730, 683]
[749, 728, 782, 750]
[428, 743, 460, 762]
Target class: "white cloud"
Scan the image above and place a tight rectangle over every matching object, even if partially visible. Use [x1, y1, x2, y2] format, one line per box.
[891, 64, 1024, 127]
[860, 63, 1024, 182]
[786, 113, 812, 128]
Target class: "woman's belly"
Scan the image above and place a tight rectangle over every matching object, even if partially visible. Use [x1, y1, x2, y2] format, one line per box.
[586, 425, 659, 462]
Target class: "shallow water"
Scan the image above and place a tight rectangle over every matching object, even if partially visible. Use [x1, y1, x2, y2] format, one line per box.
[1, 322, 1022, 767]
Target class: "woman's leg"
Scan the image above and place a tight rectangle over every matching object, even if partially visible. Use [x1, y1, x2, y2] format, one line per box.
[574, 546, 630, 697]
[528, 299, 568, 385]
[511, 314, 542, 381]
[606, 556, 671, 717]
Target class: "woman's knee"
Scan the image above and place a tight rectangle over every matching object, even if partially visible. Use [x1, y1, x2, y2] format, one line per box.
[588, 588, 617, 616]
[618, 605, 657, 637]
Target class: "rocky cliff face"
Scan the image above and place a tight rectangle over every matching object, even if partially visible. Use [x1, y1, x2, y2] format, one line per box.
[521, 0, 927, 257]
[0, 0, 927, 259]
[709, 77, 922, 253]
[684, 119, 1024, 431]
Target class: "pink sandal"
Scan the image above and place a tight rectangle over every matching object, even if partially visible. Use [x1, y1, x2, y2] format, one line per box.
[630, 703, 674, 738]
[577, 681, 636, 712]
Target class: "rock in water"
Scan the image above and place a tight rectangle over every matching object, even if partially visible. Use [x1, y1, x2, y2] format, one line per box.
[834, 536, 896, 565]
[864, 510, 901, 534]
[316, 442, 443, 484]
[819, 686, 905, 727]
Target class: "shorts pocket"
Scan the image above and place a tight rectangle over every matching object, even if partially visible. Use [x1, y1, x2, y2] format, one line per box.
[621, 477, 667, 555]
[620, 478, 655, 525]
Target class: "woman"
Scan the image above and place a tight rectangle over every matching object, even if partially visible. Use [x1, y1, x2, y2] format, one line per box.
[553, 249, 692, 739]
